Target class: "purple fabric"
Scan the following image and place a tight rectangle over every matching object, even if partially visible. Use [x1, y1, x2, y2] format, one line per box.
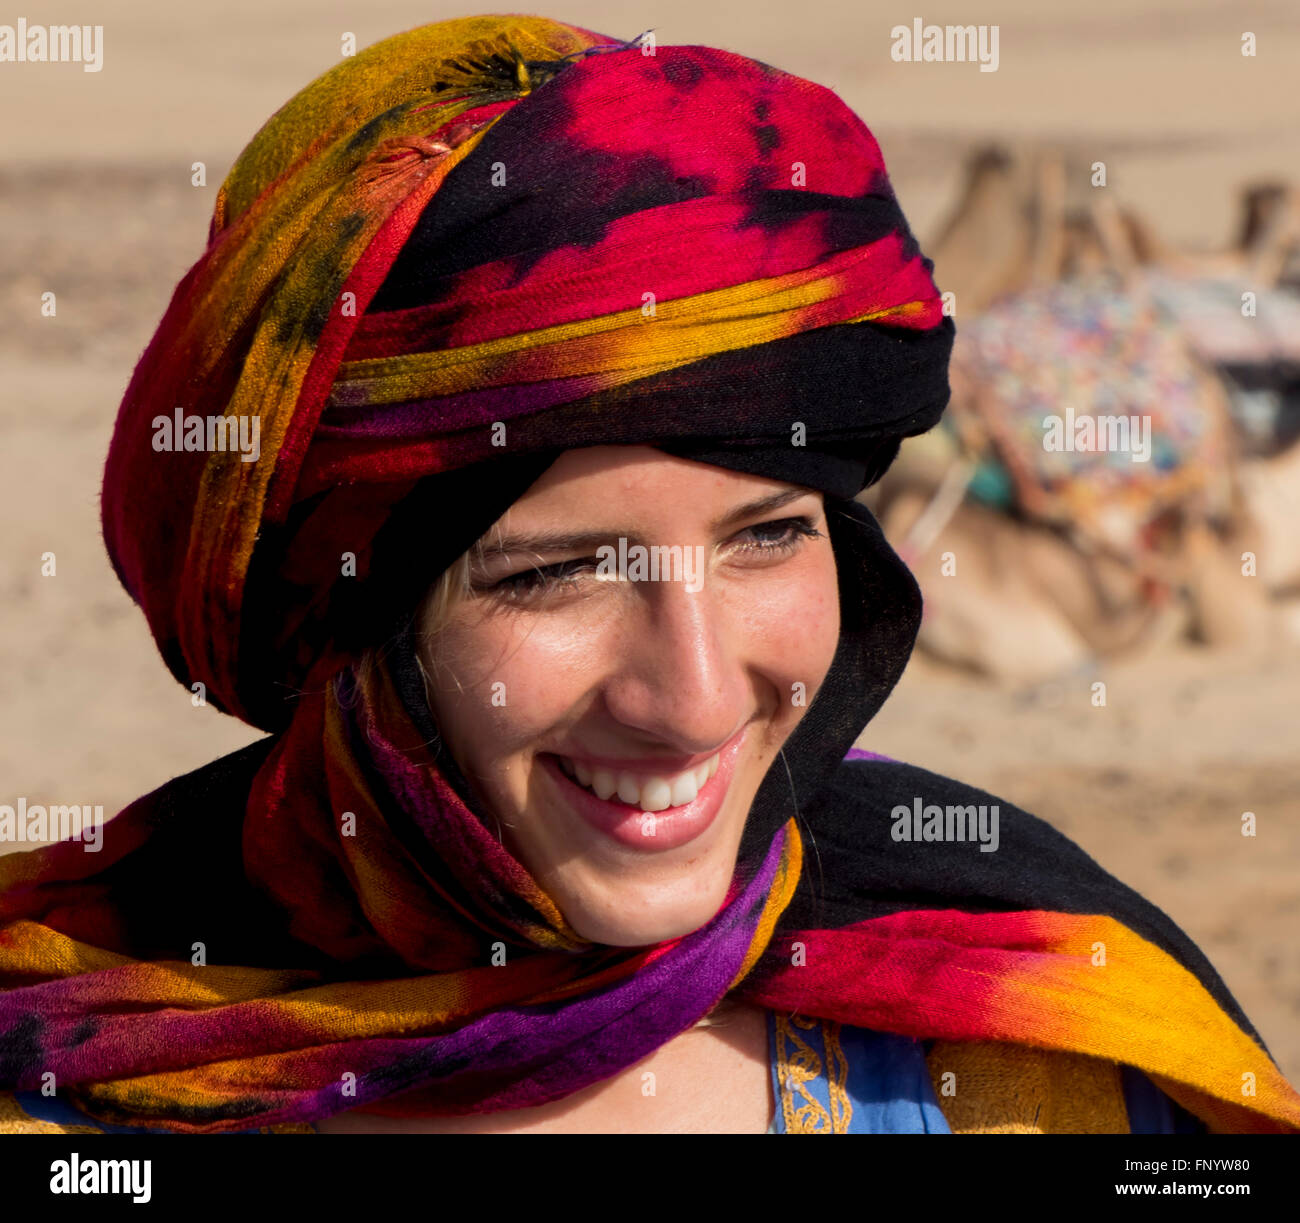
[279, 821, 793, 1126]
[844, 748, 898, 764]
[321, 371, 606, 434]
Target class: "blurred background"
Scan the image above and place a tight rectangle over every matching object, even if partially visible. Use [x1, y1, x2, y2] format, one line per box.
[1, 2, 1297, 1079]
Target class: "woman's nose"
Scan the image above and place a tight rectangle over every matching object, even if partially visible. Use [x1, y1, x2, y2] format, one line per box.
[598, 578, 749, 752]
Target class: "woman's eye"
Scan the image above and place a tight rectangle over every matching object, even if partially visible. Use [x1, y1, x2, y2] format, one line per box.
[487, 558, 591, 602]
[731, 516, 822, 556]
[479, 516, 822, 604]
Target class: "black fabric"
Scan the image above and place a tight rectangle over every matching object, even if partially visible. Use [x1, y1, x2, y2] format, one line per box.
[792, 757, 1268, 1054]
[17, 736, 333, 969]
[476, 317, 955, 470]
[332, 447, 565, 661]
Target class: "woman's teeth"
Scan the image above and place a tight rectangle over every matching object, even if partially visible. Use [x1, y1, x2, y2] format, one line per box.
[555, 753, 720, 812]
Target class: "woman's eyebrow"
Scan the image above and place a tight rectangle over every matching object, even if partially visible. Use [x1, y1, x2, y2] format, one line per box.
[476, 488, 816, 559]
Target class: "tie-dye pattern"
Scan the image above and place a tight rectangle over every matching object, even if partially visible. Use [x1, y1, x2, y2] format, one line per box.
[99, 15, 949, 732]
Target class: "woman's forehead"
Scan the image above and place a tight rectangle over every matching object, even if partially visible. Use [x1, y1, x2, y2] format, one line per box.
[474, 475, 822, 563]
[516, 444, 817, 499]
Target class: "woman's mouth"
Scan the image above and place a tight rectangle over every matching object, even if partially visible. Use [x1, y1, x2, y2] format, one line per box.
[555, 752, 720, 811]
[537, 726, 747, 852]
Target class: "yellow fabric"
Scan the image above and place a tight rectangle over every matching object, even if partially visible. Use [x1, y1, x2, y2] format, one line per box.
[926, 1040, 1132, 1133]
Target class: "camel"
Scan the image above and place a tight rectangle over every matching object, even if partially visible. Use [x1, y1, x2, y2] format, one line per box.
[866, 433, 1282, 686]
[866, 334, 1289, 684]
[924, 144, 1300, 313]
[874, 148, 1298, 684]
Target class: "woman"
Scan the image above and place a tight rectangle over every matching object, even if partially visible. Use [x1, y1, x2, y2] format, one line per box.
[2, 14, 1298, 1135]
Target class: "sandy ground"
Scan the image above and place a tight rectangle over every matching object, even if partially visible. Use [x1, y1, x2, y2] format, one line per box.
[1, 2, 1297, 1085]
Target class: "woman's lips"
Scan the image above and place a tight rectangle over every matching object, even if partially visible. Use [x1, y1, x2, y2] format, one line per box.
[538, 725, 748, 852]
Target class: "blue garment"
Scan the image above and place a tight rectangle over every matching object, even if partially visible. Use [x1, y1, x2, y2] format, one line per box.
[766, 1012, 949, 1133]
[1120, 1064, 1208, 1134]
[763, 1013, 1206, 1134]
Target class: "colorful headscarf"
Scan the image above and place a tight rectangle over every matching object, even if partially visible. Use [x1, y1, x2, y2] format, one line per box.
[2, 15, 1297, 1133]
[98, 14, 950, 732]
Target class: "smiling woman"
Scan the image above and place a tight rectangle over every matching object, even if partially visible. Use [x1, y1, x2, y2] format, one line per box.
[2, 13, 1299, 1137]
[414, 449, 840, 950]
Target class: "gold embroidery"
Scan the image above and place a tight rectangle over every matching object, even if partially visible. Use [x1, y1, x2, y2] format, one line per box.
[775, 1014, 828, 1133]
[774, 1014, 852, 1133]
[823, 1019, 853, 1133]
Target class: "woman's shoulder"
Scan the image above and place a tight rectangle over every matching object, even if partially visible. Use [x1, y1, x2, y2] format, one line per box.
[811, 753, 1263, 1045]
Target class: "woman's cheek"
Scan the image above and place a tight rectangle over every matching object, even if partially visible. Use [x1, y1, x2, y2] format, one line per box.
[740, 552, 841, 677]
[458, 620, 598, 738]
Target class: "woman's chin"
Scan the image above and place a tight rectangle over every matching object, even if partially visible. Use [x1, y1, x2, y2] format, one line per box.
[514, 777, 757, 946]
[560, 878, 733, 947]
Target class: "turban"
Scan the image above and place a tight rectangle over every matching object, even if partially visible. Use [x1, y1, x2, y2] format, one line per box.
[3, 15, 1298, 1133]
[99, 14, 952, 732]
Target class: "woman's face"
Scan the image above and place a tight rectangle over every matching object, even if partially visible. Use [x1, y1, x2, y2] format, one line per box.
[419, 445, 840, 946]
